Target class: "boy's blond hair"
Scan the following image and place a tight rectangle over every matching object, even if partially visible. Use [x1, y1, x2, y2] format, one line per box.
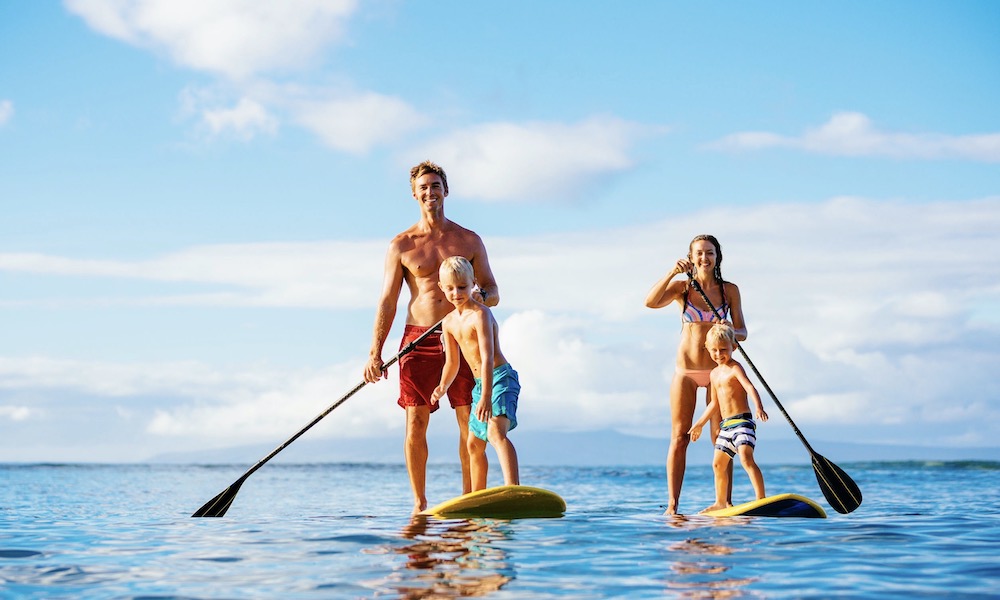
[439, 255, 474, 284]
[705, 322, 737, 348]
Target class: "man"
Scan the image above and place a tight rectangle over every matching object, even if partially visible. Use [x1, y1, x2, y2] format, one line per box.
[364, 160, 499, 514]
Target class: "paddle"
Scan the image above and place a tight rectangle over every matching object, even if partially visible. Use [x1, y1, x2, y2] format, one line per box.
[688, 277, 862, 514]
[192, 320, 444, 518]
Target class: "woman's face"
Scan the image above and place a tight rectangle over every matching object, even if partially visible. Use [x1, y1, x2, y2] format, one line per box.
[689, 240, 718, 274]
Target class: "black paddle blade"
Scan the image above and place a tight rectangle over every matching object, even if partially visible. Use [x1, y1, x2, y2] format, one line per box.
[811, 453, 862, 514]
[192, 480, 244, 518]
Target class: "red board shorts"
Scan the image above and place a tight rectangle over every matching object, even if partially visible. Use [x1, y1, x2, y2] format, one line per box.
[397, 324, 475, 412]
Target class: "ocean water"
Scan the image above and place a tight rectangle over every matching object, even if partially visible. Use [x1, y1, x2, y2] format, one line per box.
[1, 461, 998, 598]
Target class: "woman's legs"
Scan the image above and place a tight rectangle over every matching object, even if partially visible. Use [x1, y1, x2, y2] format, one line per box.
[665, 373, 698, 515]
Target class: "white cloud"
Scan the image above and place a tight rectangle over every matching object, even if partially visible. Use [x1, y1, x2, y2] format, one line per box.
[200, 97, 278, 140]
[294, 92, 429, 154]
[64, 3, 654, 167]
[408, 116, 657, 201]
[0, 240, 385, 308]
[0, 354, 405, 453]
[710, 111, 1000, 162]
[0, 405, 32, 421]
[0, 355, 235, 397]
[3, 196, 999, 457]
[65, 0, 358, 80]
[143, 359, 401, 441]
[480, 195, 1000, 442]
[501, 310, 662, 432]
[0, 100, 12, 126]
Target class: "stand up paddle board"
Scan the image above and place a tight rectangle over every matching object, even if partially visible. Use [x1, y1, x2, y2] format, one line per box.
[702, 493, 826, 518]
[421, 485, 566, 519]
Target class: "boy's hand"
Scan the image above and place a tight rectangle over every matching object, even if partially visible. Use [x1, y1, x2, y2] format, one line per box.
[688, 423, 703, 442]
[430, 384, 447, 407]
[475, 397, 492, 423]
[756, 408, 769, 423]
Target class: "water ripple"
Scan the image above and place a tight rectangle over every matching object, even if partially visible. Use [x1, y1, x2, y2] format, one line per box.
[1, 462, 997, 598]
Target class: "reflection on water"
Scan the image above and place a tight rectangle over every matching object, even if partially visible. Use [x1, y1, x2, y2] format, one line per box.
[661, 516, 757, 599]
[378, 516, 516, 598]
[2, 464, 994, 597]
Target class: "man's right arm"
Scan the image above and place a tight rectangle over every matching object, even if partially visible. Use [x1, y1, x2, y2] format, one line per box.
[364, 242, 405, 383]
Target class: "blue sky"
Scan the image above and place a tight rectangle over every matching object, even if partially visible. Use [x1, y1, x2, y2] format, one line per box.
[1, 1, 999, 462]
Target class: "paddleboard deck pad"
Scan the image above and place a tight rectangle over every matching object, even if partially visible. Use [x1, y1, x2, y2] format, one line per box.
[702, 493, 827, 518]
[421, 485, 566, 519]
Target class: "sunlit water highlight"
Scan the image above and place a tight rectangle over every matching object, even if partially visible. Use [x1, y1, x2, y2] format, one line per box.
[2, 462, 998, 598]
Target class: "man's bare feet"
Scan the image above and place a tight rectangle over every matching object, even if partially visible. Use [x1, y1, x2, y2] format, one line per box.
[663, 504, 679, 516]
[698, 502, 732, 514]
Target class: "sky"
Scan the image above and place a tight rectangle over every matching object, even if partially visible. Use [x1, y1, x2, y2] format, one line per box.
[1, 1, 999, 463]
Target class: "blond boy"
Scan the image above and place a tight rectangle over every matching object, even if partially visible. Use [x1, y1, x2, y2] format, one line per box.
[689, 323, 768, 513]
[431, 256, 520, 491]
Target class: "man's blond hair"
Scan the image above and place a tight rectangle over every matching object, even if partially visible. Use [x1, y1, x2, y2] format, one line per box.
[410, 160, 449, 194]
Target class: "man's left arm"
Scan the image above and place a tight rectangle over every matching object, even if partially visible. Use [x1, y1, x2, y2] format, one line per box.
[471, 233, 499, 307]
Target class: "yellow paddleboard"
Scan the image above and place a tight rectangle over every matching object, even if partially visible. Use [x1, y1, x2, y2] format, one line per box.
[702, 493, 827, 518]
[421, 485, 566, 519]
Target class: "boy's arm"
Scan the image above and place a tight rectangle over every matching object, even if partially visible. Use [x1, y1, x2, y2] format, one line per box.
[474, 310, 496, 423]
[735, 363, 768, 422]
[689, 396, 718, 442]
[431, 323, 460, 406]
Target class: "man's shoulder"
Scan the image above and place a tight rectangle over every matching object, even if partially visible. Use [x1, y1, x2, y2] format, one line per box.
[389, 219, 480, 242]
[441, 219, 482, 240]
[387, 223, 424, 249]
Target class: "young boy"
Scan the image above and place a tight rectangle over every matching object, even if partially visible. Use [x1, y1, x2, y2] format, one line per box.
[689, 323, 769, 513]
[431, 256, 520, 491]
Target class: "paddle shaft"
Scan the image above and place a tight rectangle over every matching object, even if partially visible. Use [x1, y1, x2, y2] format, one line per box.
[192, 319, 444, 517]
[688, 276, 862, 513]
[687, 278, 815, 454]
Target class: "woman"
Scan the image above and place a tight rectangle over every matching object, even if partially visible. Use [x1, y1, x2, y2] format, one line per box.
[645, 234, 747, 515]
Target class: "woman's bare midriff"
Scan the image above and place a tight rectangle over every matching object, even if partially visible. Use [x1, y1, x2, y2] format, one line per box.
[675, 322, 717, 370]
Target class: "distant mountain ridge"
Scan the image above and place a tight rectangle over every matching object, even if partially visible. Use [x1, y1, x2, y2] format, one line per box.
[147, 429, 1000, 466]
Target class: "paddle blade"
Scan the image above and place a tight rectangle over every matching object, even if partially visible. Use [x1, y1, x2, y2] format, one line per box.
[811, 454, 862, 514]
[192, 480, 244, 518]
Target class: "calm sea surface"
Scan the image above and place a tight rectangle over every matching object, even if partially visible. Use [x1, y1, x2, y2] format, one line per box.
[1, 461, 998, 598]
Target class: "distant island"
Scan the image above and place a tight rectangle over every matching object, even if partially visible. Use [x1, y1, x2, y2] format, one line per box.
[146, 429, 1000, 466]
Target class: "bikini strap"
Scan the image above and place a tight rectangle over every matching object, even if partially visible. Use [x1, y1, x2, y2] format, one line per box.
[719, 277, 730, 320]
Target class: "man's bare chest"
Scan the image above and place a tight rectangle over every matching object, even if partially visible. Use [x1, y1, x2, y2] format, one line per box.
[401, 241, 470, 279]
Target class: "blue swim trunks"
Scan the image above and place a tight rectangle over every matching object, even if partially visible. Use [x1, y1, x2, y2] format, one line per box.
[469, 363, 520, 441]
